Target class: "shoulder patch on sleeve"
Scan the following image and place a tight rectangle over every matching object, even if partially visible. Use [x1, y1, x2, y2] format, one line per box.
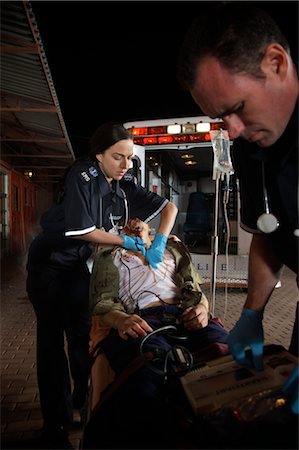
[80, 171, 91, 182]
[89, 166, 99, 177]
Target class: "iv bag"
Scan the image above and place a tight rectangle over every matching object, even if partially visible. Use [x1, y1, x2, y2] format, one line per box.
[210, 129, 234, 175]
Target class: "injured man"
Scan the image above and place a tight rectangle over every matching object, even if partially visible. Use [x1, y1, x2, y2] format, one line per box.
[84, 219, 229, 449]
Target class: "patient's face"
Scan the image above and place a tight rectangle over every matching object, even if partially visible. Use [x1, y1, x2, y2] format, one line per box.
[122, 218, 151, 247]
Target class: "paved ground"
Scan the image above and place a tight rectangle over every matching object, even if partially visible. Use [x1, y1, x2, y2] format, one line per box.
[1, 254, 298, 450]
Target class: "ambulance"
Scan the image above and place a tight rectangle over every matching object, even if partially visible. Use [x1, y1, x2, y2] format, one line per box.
[124, 116, 251, 288]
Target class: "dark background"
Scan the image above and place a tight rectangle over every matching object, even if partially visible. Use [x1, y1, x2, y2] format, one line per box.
[31, 1, 298, 156]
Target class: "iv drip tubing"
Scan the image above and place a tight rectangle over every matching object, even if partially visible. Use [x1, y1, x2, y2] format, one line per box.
[210, 174, 220, 316]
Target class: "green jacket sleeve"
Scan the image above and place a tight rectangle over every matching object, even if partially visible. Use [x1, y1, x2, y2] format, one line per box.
[167, 239, 209, 311]
[89, 246, 126, 315]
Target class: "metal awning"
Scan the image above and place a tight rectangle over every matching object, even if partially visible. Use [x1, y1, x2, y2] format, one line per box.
[0, 0, 75, 188]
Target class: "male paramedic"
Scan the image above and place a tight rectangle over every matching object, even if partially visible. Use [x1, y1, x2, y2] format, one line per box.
[177, 2, 298, 414]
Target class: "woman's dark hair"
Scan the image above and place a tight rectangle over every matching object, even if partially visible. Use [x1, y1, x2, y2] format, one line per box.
[89, 121, 133, 161]
[54, 121, 133, 204]
[177, 3, 290, 91]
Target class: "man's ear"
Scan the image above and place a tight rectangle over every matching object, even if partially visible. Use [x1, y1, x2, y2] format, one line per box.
[261, 43, 288, 80]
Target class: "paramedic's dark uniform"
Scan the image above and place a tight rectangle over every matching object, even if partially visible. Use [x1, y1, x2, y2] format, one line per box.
[26, 157, 169, 429]
[231, 102, 298, 355]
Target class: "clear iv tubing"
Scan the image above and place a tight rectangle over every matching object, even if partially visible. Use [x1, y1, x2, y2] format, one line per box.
[222, 174, 231, 322]
[210, 129, 234, 318]
[210, 172, 231, 317]
[210, 175, 220, 316]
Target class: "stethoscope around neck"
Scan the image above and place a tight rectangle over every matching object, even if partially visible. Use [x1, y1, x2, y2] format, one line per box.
[256, 162, 279, 233]
[96, 160, 129, 232]
[109, 188, 129, 233]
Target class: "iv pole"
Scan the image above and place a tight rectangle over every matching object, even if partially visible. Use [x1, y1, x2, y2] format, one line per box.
[209, 130, 233, 316]
[210, 169, 221, 316]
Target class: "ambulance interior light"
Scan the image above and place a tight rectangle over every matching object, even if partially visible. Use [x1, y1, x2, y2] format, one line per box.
[181, 154, 194, 159]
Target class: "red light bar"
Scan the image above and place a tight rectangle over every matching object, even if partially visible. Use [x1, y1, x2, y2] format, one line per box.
[210, 122, 225, 130]
[133, 133, 213, 145]
[131, 127, 148, 136]
[173, 135, 188, 142]
[158, 135, 173, 144]
[149, 126, 167, 135]
[131, 122, 228, 145]
[132, 137, 144, 145]
[129, 121, 226, 141]
[143, 137, 158, 145]
[189, 134, 209, 142]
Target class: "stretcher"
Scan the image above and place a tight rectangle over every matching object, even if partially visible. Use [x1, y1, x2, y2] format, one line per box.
[82, 315, 298, 450]
[81, 314, 231, 449]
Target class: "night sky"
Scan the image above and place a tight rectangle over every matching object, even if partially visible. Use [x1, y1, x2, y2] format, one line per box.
[31, 1, 298, 157]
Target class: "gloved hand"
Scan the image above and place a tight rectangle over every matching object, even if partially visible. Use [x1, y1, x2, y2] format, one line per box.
[283, 364, 299, 414]
[145, 233, 167, 269]
[121, 234, 146, 256]
[227, 309, 264, 371]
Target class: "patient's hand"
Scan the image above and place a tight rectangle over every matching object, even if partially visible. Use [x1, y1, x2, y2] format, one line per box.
[179, 304, 209, 330]
[117, 314, 153, 340]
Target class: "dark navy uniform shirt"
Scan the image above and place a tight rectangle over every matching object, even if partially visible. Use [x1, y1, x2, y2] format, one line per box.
[27, 158, 168, 269]
[231, 102, 298, 273]
[41, 157, 168, 236]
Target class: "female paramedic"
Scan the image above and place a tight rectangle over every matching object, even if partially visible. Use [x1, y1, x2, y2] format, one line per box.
[26, 121, 178, 450]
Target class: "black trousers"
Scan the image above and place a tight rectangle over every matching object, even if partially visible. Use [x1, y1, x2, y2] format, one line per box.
[100, 305, 229, 375]
[26, 262, 91, 427]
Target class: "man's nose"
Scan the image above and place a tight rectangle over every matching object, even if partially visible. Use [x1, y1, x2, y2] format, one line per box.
[223, 115, 246, 140]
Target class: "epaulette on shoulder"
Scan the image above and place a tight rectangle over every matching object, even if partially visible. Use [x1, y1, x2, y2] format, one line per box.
[79, 165, 99, 183]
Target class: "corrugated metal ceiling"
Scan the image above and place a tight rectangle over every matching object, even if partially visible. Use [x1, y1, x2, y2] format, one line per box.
[0, 0, 75, 188]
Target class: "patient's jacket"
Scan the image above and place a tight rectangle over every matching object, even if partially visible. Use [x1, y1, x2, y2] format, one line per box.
[90, 238, 209, 315]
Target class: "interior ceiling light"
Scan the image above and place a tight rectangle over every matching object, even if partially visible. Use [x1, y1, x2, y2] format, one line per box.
[196, 122, 211, 132]
[167, 124, 181, 134]
[185, 160, 197, 166]
[181, 154, 194, 159]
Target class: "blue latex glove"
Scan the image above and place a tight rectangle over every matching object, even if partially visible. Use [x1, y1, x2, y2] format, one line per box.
[227, 309, 264, 371]
[121, 234, 146, 256]
[283, 364, 299, 414]
[145, 233, 167, 269]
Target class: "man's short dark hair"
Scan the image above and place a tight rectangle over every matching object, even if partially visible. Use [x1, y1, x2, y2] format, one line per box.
[177, 2, 290, 91]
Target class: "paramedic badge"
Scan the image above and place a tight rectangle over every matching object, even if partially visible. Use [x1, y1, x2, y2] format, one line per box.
[81, 171, 90, 182]
[122, 173, 133, 181]
[122, 173, 137, 184]
[89, 166, 98, 177]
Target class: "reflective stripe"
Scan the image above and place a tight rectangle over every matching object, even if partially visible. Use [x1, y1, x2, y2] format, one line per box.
[65, 225, 96, 236]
